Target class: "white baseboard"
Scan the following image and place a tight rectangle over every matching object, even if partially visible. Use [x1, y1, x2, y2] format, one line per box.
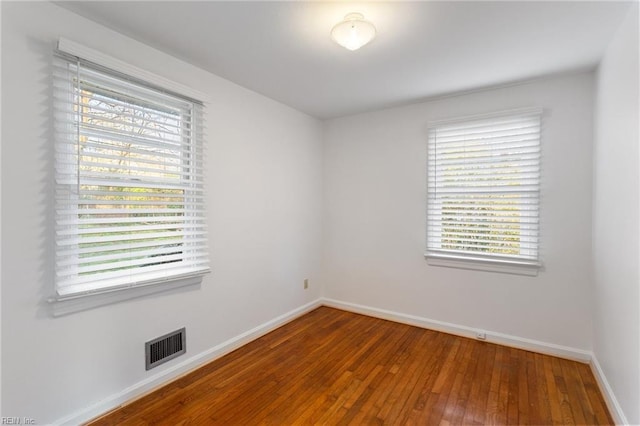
[54, 298, 323, 426]
[321, 298, 592, 363]
[590, 355, 629, 425]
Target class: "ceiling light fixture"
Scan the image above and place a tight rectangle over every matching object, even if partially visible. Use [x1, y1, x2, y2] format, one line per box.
[331, 13, 376, 51]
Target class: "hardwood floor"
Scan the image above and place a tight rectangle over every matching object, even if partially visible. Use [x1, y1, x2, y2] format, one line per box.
[89, 307, 613, 425]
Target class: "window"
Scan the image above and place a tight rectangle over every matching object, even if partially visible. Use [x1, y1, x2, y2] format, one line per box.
[426, 109, 541, 274]
[53, 50, 209, 300]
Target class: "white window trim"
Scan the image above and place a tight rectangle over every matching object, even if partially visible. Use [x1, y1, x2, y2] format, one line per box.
[425, 252, 540, 276]
[49, 39, 210, 314]
[427, 107, 542, 127]
[426, 107, 543, 276]
[57, 38, 211, 104]
[49, 276, 204, 317]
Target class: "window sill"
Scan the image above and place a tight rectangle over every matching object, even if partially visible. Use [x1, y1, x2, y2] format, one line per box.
[48, 274, 205, 317]
[425, 253, 540, 276]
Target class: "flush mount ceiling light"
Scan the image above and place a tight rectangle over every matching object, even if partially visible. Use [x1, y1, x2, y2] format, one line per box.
[331, 13, 376, 51]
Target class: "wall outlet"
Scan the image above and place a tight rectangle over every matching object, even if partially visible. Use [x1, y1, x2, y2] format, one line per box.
[304, 279, 309, 289]
[476, 331, 487, 340]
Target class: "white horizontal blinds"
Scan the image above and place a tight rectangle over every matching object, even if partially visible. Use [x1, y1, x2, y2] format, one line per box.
[427, 111, 541, 263]
[54, 53, 209, 297]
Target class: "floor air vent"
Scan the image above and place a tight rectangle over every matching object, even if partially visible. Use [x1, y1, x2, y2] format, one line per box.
[145, 327, 186, 370]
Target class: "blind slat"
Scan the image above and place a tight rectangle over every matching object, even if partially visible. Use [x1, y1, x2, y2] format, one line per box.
[58, 215, 198, 225]
[57, 230, 204, 246]
[57, 252, 209, 277]
[57, 222, 206, 236]
[63, 140, 202, 161]
[56, 237, 208, 257]
[428, 186, 539, 193]
[428, 151, 540, 166]
[57, 245, 205, 267]
[57, 173, 204, 188]
[427, 217, 539, 226]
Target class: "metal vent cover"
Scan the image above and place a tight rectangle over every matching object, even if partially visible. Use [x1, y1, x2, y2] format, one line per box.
[145, 327, 186, 370]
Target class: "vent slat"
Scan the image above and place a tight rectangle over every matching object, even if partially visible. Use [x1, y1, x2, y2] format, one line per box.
[145, 328, 186, 370]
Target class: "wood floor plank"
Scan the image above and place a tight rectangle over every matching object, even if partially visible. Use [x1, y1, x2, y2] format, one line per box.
[534, 352, 554, 425]
[459, 341, 485, 425]
[524, 350, 541, 425]
[551, 356, 575, 425]
[88, 307, 614, 426]
[440, 339, 474, 424]
[577, 361, 614, 425]
[516, 348, 530, 425]
[450, 340, 479, 425]
[472, 342, 497, 425]
[544, 354, 567, 425]
[506, 348, 520, 425]
[561, 360, 589, 425]
[485, 344, 504, 425]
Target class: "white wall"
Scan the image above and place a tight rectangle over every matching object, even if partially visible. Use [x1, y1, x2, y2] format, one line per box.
[1, 1, 637, 424]
[323, 73, 596, 351]
[593, 3, 640, 424]
[1, 2, 323, 424]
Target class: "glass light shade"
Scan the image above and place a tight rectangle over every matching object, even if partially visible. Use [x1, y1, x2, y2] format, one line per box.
[331, 13, 376, 51]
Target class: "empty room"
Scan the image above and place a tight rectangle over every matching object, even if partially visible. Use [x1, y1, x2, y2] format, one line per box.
[1, 1, 638, 425]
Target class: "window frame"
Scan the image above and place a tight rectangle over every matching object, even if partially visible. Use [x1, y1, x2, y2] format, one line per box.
[49, 39, 210, 315]
[425, 108, 543, 276]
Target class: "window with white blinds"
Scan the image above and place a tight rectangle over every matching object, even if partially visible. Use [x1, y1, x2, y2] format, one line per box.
[426, 109, 541, 270]
[53, 51, 209, 298]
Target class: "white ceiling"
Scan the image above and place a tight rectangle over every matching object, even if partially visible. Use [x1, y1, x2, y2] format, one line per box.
[58, 1, 632, 119]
